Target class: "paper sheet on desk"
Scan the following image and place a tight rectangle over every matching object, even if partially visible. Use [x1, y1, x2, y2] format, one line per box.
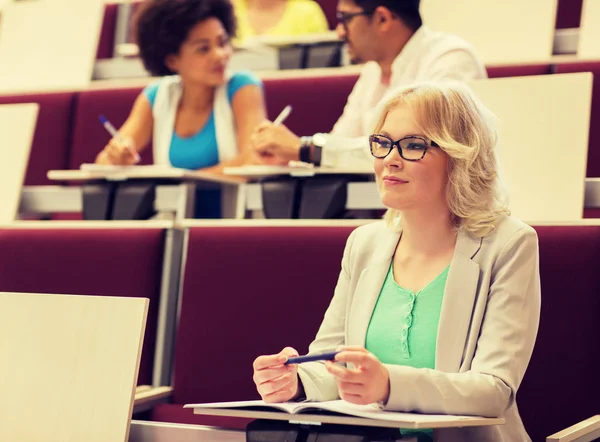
[223, 162, 316, 177]
[80, 164, 182, 173]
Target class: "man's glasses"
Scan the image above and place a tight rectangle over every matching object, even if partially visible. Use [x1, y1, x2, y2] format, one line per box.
[369, 134, 439, 161]
[336, 10, 372, 27]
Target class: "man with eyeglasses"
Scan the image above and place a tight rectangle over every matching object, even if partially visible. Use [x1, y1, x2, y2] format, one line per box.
[251, 0, 486, 169]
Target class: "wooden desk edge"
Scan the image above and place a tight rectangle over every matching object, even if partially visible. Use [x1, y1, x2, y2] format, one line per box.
[47, 169, 247, 185]
[546, 415, 600, 441]
[133, 385, 173, 408]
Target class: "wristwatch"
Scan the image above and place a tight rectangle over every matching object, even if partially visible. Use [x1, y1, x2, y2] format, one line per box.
[311, 133, 326, 167]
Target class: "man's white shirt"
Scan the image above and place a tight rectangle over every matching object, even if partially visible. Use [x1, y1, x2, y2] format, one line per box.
[319, 26, 488, 169]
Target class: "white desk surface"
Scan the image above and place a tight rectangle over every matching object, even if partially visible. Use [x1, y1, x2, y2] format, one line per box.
[1, 220, 175, 229]
[87, 65, 363, 92]
[189, 407, 504, 430]
[47, 167, 246, 185]
[223, 165, 373, 180]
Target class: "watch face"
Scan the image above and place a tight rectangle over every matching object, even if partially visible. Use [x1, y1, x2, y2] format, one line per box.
[313, 133, 326, 148]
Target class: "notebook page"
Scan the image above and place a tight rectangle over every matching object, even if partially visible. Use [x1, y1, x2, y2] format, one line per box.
[183, 399, 306, 414]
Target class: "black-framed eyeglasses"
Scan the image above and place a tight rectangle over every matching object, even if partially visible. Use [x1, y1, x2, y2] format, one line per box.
[369, 134, 439, 161]
[336, 10, 372, 27]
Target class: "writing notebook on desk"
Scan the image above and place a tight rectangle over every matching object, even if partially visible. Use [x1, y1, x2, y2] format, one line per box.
[184, 399, 505, 429]
[80, 164, 179, 173]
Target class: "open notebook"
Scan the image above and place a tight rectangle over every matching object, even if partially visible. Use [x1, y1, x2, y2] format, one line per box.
[184, 400, 504, 429]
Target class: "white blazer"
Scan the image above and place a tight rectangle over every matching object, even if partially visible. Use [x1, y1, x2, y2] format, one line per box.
[298, 216, 541, 442]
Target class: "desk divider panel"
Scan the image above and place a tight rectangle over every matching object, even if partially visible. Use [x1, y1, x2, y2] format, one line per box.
[0, 104, 38, 224]
[0, 292, 147, 442]
[578, 0, 600, 58]
[0, 0, 104, 93]
[548, 61, 600, 178]
[421, 0, 558, 64]
[469, 73, 592, 221]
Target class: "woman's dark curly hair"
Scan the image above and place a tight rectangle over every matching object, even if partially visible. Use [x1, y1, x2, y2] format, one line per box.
[134, 0, 237, 76]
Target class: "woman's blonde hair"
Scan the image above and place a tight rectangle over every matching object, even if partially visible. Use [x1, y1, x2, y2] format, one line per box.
[375, 81, 509, 237]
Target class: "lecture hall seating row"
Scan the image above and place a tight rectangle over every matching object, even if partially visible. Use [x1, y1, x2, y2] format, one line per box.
[1, 62, 600, 204]
[0, 221, 598, 442]
[96, 0, 582, 59]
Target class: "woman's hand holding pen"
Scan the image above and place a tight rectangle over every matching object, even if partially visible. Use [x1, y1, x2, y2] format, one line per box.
[253, 347, 300, 403]
[325, 346, 390, 406]
[97, 136, 140, 166]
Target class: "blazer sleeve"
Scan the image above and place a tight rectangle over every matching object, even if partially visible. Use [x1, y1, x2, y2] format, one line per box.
[297, 228, 358, 401]
[385, 227, 541, 417]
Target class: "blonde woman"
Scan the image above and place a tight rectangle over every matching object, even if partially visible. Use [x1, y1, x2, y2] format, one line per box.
[252, 82, 541, 442]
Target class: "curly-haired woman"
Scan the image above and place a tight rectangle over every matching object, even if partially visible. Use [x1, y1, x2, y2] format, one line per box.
[96, 0, 265, 217]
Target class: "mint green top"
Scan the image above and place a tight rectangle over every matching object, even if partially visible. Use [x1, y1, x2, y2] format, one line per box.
[365, 262, 449, 442]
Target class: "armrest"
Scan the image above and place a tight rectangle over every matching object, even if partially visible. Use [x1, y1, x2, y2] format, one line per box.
[133, 385, 173, 413]
[546, 415, 600, 442]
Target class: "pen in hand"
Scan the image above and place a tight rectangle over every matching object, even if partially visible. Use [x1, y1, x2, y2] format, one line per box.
[284, 351, 340, 365]
[98, 114, 140, 164]
[273, 105, 292, 126]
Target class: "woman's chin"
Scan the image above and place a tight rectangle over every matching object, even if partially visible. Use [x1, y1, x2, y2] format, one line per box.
[380, 194, 410, 212]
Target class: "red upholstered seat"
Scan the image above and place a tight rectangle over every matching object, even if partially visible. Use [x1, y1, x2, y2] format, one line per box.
[315, 0, 338, 30]
[553, 61, 600, 177]
[0, 92, 75, 185]
[150, 225, 355, 426]
[556, 0, 583, 29]
[0, 228, 166, 385]
[69, 88, 149, 168]
[486, 64, 552, 78]
[263, 75, 358, 136]
[145, 223, 600, 440]
[96, 3, 118, 60]
[518, 225, 600, 442]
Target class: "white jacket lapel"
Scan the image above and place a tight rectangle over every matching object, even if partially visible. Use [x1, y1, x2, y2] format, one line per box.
[435, 229, 482, 373]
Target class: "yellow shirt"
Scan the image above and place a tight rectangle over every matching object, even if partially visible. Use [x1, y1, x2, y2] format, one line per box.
[233, 0, 329, 43]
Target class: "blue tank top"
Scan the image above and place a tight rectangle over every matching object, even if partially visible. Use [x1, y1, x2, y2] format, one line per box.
[143, 71, 262, 218]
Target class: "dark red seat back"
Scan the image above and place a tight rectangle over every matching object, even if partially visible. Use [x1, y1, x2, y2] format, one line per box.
[69, 88, 151, 168]
[487, 64, 552, 78]
[171, 225, 355, 405]
[0, 227, 166, 385]
[263, 75, 358, 136]
[0, 92, 75, 185]
[519, 225, 600, 442]
[556, 0, 583, 28]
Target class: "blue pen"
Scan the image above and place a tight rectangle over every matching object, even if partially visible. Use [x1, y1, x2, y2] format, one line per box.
[98, 114, 140, 163]
[284, 351, 340, 365]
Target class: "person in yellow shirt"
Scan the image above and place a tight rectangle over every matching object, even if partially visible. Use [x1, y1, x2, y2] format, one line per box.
[233, 0, 329, 43]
